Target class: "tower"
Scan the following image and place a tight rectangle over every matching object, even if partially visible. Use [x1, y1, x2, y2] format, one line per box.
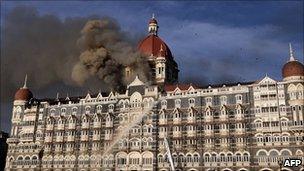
[282, 43, 304, 123]
[11, 75, 33, 137]
[138, 14, 179, 85]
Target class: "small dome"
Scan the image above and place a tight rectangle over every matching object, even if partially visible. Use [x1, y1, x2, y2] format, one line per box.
[138, 35, 173, 59]
[149, 18, 157, 24]
[14, 87, 33, 101]
[282, 60, 304, 78]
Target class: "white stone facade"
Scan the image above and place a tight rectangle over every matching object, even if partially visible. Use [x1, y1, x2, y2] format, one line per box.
[4, 16, 304, 171]
[5, 74, 304, 171]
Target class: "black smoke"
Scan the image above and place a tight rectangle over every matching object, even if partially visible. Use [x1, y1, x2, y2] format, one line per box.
[0, 6, 150, 131]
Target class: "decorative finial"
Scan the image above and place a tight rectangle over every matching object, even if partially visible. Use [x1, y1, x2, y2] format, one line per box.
[289, 43, 295, 61]
[265, 73, 268, 77]
[148, 14, 158, 35]
[23, 74, 28, 88]
[56, 92, 59, 100]
[160, 44, 164, 51]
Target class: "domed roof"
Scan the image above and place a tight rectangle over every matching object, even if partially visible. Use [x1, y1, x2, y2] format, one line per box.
[138, 34, 173, 59]
[149, 13, 157, 24]
[14, 88, 33, 101]
[14, 75, 33, 101]
[282, 60, 304, 78]
[149, 18, 157, 24]
[282, 43, 304, 78]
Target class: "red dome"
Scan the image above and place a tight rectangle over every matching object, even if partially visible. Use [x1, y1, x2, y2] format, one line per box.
[282, 60, 304, 78]
[138, 35, 173, 59]
[14, 88, 33, 101]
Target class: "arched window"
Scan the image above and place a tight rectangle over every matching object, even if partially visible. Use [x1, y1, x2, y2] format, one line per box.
[85, 106, 91, 114]
[220, 96, 227, 105]
[188, 98, 195, 107]
[227, 153, 233, 162]
[175, 99, 181, 108]
[186, 154, 192, 163]
[96, 105, 102, 113]
[61, 108, 66, 114]
[161, 100, 167, 109]
[193, 154, 199, 163]
[204, 154, 210, 162]
[72, 107, 78, 114]
[205, 97, 212, 106]
[243, 153, 249, 162]
[236, 94, 242, 103]
[220, 154, 225, 162]
[236, 153, 242, 161]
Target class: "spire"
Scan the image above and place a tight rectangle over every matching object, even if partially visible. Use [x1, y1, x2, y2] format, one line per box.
[289, 43, 295, 61]
[152, 13, 155, 19]
[23, 74, 28, 88]
[56, 92, 59, 100]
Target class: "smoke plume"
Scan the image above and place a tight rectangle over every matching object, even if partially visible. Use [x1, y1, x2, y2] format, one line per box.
[1, 6, 150, 104]
[0, 6, 150, 131]
[72, 19, 151, 92]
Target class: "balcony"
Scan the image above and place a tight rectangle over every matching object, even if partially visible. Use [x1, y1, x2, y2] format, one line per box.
[187, 117, 196, 123]
[80, 135, 89, 141]
[67, 123, 76, 130]
[187, 131, 196, 137]
[172, 131, 182, 138]
[7, 137, 19, 143]
[46, 124, 54, 131]
[56, 136, 64, 142]
[67, 136, 75, 142]
[93, 122, 101, 128]
[81, 123, 90, 129]
[57, 124, 64, 130]
[173, 118, 182, 124]
[92, 134, 101, 141]
[159, 119, 167, 125]
[44, 136, 53, 142]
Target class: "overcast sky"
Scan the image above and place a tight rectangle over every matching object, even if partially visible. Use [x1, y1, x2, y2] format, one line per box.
[1, 1, 303, 132]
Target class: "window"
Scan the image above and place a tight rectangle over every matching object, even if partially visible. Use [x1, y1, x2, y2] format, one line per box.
[175, 99, 181, 108]
[61, 108, 66, 114]
[161, 100, 167, 109]
[188, 98, 195, 107]
[236, 94, 242, 103]
[109, 104, 114, 110]
[72, 107, 78, 114]
[205, 97, 212, 106]
[85, 106, 91, 114]
[96, 105, 102, 113]
[220, 96, 227, 105]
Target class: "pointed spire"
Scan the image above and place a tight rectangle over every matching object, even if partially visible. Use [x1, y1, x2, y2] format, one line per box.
[56, 92, 59, 100]
[152, 13, 155, 19]
[23, 74, 28, 88]
[289, 43, 295, 61]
